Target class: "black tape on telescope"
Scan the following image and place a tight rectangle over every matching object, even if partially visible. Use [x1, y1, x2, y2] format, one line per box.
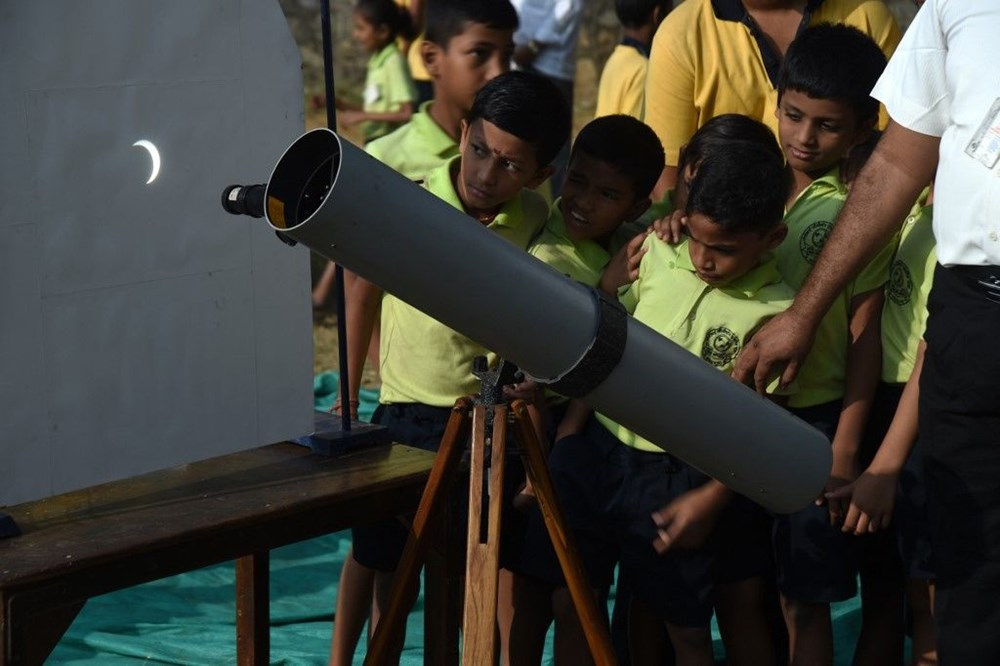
[545, 288, 628, 398]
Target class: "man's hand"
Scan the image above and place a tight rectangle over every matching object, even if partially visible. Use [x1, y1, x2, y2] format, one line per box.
[825, 469, 899, 535]
[651, 483, 728, 554]
[732, 307, 817, 393]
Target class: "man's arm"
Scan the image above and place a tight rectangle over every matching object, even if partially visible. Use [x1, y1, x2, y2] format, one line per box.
[733, 121, 940, 392]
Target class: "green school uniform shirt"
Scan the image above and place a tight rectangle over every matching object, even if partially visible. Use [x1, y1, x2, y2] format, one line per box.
[365, 101, 459, 181]
[881, 195, 935, 384]
[378, 159, 548, 406]
[362, 43, 417, 143]
[528, 199, 612, 288]
[775, 167, 897, 408]
[597, 235, 795, 452]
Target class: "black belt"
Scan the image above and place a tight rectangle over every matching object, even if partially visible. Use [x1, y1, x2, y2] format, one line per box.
[946, 264, 1000, 303]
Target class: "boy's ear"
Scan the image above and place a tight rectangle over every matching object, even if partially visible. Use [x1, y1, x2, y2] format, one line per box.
[422, 40, 442, 78]
[525, 166, 555, 191]
[765, 223, 788, 250]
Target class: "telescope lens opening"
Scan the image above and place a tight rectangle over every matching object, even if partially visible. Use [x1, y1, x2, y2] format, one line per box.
[265, 129, 342, 231]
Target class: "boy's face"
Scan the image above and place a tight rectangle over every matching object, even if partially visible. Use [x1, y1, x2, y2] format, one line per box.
[424, 23, 514, 116]
[560, 152, 649, 244]
[684, 213, 786, 287]
[457, 118, 550, 215]
[776, 89, 869, 177]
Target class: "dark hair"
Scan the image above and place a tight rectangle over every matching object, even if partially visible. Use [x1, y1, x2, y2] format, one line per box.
[469, 71, 571, 168]
[685, 141, 788, 235]
[356, 0, 416, 42]
[425, 0, 519, 47]
[614, 0, 671, 29]
[571, 115, 665, 197]
[778, 23, 887, 123]
[677, 113, 782, 177]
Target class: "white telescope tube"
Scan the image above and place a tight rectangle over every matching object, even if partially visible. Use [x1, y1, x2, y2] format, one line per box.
[262, 129, 831, 513]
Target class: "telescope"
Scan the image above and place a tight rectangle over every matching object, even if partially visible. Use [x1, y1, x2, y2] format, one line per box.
[222, 129, 831, 514]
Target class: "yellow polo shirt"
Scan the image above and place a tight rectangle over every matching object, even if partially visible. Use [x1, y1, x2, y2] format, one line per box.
[595, 40, 649, 120]
[366, 101, 458, 181]
[776, 168, 897, 408]
[645, 0, 900, 166]
[394, 0, 430, 83]
[362, 43, 418, 143]
[378, 160, 549, 406]
[528, 200, 612, 288]
[881, 194, 935, 384]
[597, 235, 795, 452]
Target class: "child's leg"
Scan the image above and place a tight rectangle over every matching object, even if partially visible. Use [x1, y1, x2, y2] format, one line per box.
[552, 585, 609, 665]
[369, 566, 419, 659]
[855, 531, 905, 666]
[907, 578, 937, 666]
[312, 259, 337, 307]
[779, 596, 833, 666]
[663, 621, 714, 666]
[329, 549, 374, 666]
[715, 577, 776, 666]
[626, 595, 673, 665]
[497, 569, 552, 665]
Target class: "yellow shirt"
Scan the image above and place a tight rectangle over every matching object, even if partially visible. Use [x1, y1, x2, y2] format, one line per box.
[395, 0, 430, 81]
[645, 0, 900, 165]
[881, 195, 935, 384]
[366, 101, 458, 181]
[598, 236, 795, 451]
[528, 200, 612, 288]
[595, 40, 649, 120]
[776, 168, 897, 408]
[378, 160, 548, 406]
[363, 43, 418, 143]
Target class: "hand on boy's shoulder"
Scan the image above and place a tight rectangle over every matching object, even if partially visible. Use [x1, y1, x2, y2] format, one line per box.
[599, 231, 649, 295]
[650, 210, 686, 245]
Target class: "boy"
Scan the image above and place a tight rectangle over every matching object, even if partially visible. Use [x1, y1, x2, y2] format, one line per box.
[498, 114, 663, 664]
[769, 24, 892, 666]
[335, 70, 570, 664]
[594, 0, 670, 120]
[314, 0, 517, 309]
[522, 141, 790, 666]
[328, 4, 520, 662]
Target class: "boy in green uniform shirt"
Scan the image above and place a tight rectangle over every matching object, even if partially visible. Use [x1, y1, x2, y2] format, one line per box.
[769, 24, 893, 666]
[334, 70, 570, 664]
[827, 188, 938, 665]
[519, 140, 791, 666]
[327, 5, 519, 662]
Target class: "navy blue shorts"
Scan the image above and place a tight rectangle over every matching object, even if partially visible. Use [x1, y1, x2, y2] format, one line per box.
[519, 417, 716, 627]
[352, 402, 527, 573]
[774, 401, 860, 603]
[351, 403, 453, 572]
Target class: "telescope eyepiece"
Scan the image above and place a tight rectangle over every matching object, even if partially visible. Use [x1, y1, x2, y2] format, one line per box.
[221, 184, 267, 218]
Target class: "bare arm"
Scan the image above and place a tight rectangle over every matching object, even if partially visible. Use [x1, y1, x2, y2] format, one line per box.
[733, 121, 939, 392]
[339, 102, 415, 129]
[823, 288, 884, 524]
[343, 272, 383, 416]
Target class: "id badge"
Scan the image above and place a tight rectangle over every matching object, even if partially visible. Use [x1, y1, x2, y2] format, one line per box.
[965, 97, 1000, 169]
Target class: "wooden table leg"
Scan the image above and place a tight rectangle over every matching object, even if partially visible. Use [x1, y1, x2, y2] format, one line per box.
[236, 551, 269, 666]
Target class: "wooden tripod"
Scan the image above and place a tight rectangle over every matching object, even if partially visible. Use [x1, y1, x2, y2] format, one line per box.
[363, 396, 617, 665]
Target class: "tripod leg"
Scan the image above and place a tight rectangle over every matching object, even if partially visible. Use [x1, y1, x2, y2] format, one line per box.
[510, 400, 619, 666]
[364, 398, 472, 666]
[461, 404, 508, 665]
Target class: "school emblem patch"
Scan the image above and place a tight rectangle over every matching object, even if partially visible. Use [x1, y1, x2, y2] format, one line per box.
[702, 326, 741, 368]
[887, 259, 913, 306]
[799, 220, 833, 265]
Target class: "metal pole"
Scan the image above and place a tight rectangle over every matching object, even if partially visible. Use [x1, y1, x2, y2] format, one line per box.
[319, 0, 351, 431]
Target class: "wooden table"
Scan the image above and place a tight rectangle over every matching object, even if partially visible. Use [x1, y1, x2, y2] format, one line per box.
[0, 442, 440, 665]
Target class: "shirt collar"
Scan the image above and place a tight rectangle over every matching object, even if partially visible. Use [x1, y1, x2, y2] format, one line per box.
[791, 164, 846, 207]
[620, 36, 650, 58]
[368, 43, 397, 69]
[709, 0, 825, 86]
[413, 101, 461, 158]
[674, 239, 785, 298]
